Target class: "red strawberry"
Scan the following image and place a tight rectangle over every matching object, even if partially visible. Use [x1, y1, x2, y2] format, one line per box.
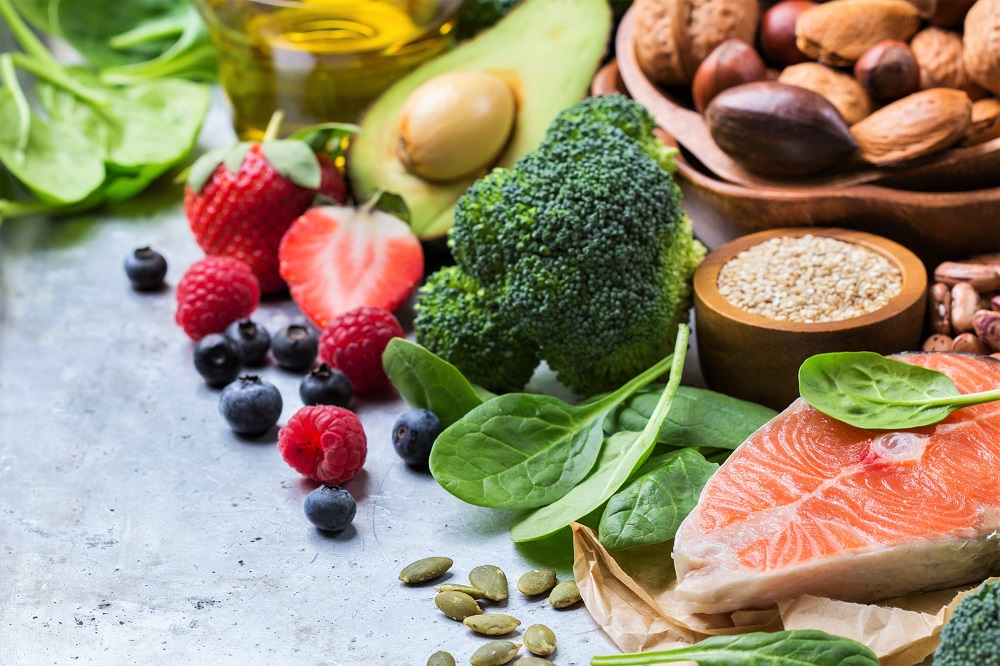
[278, 205, 424, 329]
[184, 139, 348, 294]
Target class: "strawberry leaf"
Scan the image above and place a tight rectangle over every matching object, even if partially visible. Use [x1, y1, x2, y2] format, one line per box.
[261, 139, 321, 190]
[186, 145, 229, 192]
[223, 141, 253, 174]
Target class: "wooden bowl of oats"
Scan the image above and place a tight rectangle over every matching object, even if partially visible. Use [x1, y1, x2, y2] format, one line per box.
[694, 228, 927, 411]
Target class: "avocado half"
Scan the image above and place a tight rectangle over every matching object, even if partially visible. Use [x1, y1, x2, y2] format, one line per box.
[348, 0, 612, 240]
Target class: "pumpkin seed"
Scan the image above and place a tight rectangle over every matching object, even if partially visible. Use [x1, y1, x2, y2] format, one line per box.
[463, 613, 522, 636]
[523, 624, 556, 656]
[399, 556, 453, 584]
[469, 564, 508, 601]
[548, 580, 581, 609]
[469, 640, 521, 666]
[513, 658, 555, 666]
[435, 583, 488, 598]
[516, 569, 557, 596]
[427, 651, 457, 666]
[435, 591, 483, 621]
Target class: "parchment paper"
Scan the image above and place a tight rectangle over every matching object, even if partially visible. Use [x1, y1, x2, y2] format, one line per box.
[572, 523, 993, 664]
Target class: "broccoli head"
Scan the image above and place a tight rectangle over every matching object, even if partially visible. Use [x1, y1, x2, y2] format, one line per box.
[417, 94, 705, 396]
[414, 265, 540, 393]
[934, 579, 1000, 666]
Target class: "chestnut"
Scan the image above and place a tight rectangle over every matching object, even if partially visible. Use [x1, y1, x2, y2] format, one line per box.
[758, 0, 817, 67]
[854, 40, 921, 103]
[692, 39, 767, 113]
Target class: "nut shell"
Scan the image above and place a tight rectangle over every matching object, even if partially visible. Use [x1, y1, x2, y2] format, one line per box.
[397, 70, 516, 183]
[705, 81, 858, 176]
[795, 0, 920, 67]
[963, 0, 1000, 95]
[911, 27, 985, 99]
[850, 88, 972, 165]
[778, 62, 872, 125]
[634, 0, 759, 85]
[692, 39, 767, 113]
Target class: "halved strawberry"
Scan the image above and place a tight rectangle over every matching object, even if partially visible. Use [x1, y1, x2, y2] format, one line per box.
[278, 205, 424, 328]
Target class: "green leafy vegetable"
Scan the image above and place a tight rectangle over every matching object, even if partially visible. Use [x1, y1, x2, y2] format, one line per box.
[598, 448, 717, 550]
[605, 385, 777, 451]
[429, 330, 686, 511]
[798, 352, 1000, 430]
[509, 326, 689, 542]
[591, 630, 879, 666]
[382, 338, 487, 429]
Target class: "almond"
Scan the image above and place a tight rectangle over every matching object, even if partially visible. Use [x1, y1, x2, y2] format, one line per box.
[778, 62, 873, 124]
[963, 98, 1000, 145]
[795, 0, 920, 67]
[851, 88, 972, 164]
[963, 0, 1000, 95]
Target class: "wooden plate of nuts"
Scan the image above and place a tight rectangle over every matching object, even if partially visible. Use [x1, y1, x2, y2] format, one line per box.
[692, 227, 928, 410]
[597, 0, 1000, 261]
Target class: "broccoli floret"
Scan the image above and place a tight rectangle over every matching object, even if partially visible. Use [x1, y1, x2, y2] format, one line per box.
[934, 580, 1000, 666]
[455, 0, 522, 38]
[414, 266, 540, 393]
[418, 94, 705, 396]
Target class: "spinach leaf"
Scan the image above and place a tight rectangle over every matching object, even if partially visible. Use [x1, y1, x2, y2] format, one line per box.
[590, 630, 879, 666]
[509, 326, 690, 541]
[606, 385, 777, 450]
[382, 338, 485, 429]
[598, 448, 717, 550]
[799, 352, 1000, 430]
[430, 328, 686, 511]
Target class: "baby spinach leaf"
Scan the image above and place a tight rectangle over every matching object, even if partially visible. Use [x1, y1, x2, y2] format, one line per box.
[590, 630, 880, 666]
[430, 330, 685, 511]
[606, 385, 776, 450]
[799, 352, 1000, 430]
[382, 338, 484, 428]
[598, 448, 717, 550]
[509, 326, 690, 542]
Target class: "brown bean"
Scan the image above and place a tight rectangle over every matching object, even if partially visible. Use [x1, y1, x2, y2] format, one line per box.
[953, 332, 991, 354]
[935, 261, 1000, 291]
[951, 282, 982, 333]
[972, 310, 1000, 352]
[928, 283, 952, 335]
[923, 334, 954, 351]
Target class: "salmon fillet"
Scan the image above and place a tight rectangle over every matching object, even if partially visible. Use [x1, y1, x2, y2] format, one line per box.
[673, 352, 1000, 614]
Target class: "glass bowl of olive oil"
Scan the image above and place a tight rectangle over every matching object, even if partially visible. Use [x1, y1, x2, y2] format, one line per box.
[197, 0, 462, 138]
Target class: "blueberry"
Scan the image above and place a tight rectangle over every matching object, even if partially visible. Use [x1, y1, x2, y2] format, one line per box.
[299, 364, 353, 407]
[271, 324, 318, 371]
[218, 375, 283, 435]
[194, 334, 243, 387]
[303, 484, 356, 532]
[391, 408, 443, 467]
[124, 246, 167, 290]
[225, 319, 271, 367]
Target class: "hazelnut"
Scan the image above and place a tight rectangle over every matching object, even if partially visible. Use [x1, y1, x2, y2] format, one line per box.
[853, 41, 920, 103]
[397, 70, 516, 183]
[758, 0, 817, 67]
[692, 40, 767, 113]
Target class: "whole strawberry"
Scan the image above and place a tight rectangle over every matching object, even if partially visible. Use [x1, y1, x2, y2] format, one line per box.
[184, 121, 348, 294]
[176, 256, 260, 340]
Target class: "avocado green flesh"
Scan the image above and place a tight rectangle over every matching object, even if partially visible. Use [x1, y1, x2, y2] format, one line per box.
[348, 0, 612, 240]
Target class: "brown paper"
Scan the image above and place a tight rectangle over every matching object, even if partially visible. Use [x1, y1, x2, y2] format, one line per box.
[571, 523, 986, 664]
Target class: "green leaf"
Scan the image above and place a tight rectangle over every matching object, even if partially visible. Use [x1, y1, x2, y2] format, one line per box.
[798, 352, 1000, 430]
[288, 122, 360, 156]
[510, 326, 690, 542]
[186, 146, 230, 192]
[599, 448, 718, 550]
[590, 630, 880, 666]
[382, 338, 485, 429]
[366, 189, 411, 224]
[224, 142, 253, 174]
[430, 341, 682, 511]
[606, 386, 777, 450]
[261, 139, 322, 190]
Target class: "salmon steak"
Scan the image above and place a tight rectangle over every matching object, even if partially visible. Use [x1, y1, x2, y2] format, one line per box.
[673, 352, 1000, 614]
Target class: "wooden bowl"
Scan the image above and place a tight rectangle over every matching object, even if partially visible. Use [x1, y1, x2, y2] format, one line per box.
[693, 228, 928, 411]
[592, 16, 1000, 264]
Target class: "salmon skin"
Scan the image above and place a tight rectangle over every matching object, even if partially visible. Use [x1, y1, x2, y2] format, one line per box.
[673, 352, 1000, 614]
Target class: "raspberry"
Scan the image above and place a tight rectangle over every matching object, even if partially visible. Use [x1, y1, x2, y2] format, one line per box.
[319, 307, 404, 392]
[278, 405, 367, 484]
[175, 257, 260, 340]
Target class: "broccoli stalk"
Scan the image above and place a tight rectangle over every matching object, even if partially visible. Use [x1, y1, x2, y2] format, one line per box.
[934, 579, 1000, 666]
[415, 94, 706, 396]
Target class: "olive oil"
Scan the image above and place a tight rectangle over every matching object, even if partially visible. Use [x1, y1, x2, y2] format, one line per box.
[200, 0, 458, 138]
